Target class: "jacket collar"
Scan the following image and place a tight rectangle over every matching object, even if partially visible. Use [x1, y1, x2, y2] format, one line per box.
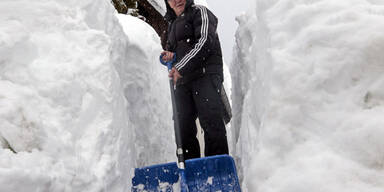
[164, 0, 194, 22]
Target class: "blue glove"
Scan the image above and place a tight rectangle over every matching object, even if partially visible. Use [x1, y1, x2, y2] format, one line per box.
[159, 53, 176, 71]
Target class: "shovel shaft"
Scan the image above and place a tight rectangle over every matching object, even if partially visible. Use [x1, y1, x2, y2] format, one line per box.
[163, 54, 188, 191]
[169, 77, 189, 192]
[169, 77, 185, 167]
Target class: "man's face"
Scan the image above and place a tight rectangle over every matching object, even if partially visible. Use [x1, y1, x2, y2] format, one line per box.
[168, 0, 186, 16]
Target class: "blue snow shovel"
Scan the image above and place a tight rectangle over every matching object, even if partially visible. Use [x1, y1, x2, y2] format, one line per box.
[131, 54, 241, 192]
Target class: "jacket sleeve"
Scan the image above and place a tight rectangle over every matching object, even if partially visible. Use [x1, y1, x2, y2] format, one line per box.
[174, 5, 218, 76]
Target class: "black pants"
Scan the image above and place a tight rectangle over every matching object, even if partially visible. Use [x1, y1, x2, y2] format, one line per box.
[175, 74, 229, 160]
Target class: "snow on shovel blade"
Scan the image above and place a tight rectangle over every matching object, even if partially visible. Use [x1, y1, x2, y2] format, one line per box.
[132, 155, 241, 192]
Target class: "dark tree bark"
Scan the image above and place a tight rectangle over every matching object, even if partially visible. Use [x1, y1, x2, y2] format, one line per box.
[124, 0, 138, 9]
[112, 0, 128, 14]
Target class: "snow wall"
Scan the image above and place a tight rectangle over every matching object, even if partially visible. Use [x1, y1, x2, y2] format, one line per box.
[231, 0, 384, 191]
[0, 0, 174, 191]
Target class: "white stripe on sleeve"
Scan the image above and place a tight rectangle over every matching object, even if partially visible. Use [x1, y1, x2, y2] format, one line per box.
[175, 6, 209, 71]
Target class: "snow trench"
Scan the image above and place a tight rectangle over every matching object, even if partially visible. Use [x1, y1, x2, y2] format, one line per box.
[3, 0, 384, 191]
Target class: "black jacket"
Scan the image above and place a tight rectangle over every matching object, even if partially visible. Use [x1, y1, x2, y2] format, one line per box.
[164, 0, 223, 82]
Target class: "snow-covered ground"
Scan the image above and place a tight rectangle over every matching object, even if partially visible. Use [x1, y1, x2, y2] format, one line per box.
[232, 0, 384, 191]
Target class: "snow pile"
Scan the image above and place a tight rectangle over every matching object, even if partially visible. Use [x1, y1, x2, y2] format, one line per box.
[194, 0, 208, 7]
[115, 14, 175, 168]
[232, 0, 384, 191]
[0, 0, 173, 191]
[148, 0, 167, 16]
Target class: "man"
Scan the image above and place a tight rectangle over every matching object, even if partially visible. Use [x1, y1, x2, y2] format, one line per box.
[161, 0, 229, 160]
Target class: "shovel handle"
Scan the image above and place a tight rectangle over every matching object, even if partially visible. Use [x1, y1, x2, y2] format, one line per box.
[159, 53, 185, 163]
[159, 53, 188, 191]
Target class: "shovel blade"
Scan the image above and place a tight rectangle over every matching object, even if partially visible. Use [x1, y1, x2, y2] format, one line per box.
[132, 155, 241, 192]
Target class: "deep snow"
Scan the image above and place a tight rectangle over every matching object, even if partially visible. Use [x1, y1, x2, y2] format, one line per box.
[231, 0, 384, 191]
[0, 0, 175, 191]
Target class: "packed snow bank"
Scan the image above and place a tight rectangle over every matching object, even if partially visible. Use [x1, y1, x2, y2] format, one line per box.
[115, 14, 175, 168]
[148, 0, 167, 16]
[194, 0, 208, 7]
[232, 0, 384, 191]
[0, 0, 173, 191]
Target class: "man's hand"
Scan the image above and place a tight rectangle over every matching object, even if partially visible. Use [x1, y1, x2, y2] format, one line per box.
[168, 67, 182, 84]
[161, 51, 175, 62]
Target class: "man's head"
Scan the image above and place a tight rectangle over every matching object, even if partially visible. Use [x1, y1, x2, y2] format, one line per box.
[167, 0, 187, 16]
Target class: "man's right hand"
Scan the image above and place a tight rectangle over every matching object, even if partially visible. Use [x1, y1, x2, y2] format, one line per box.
[168, 67, 182, 84]
[161, 51, 175, 62]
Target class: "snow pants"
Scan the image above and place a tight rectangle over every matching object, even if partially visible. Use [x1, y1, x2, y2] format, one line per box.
[175, 74, 229, 160]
